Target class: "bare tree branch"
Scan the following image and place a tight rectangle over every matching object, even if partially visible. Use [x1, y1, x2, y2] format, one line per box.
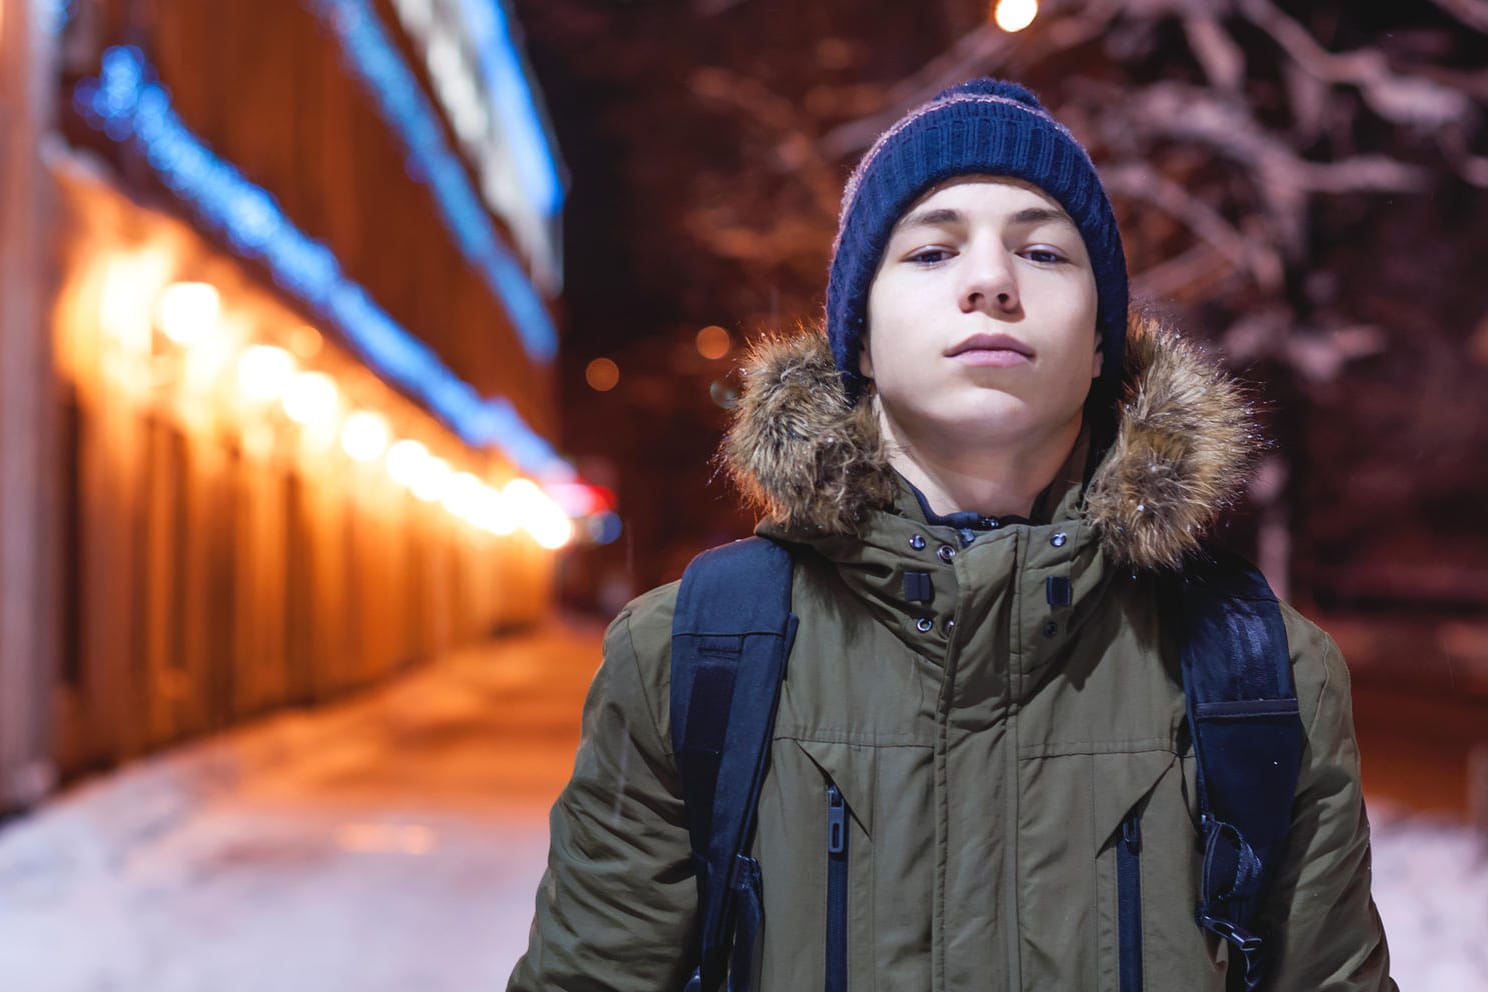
[1183, 13, 1247, 93]
[817, 0, 1119, 160]
[1104, 82, 1430, 253]
[681, 207, 831, 265]
[688, 66, 842, 219]
[1439, 125, 1488, 187]
[1239, 0, 1478, 128]
[1425, 0, 1488, 34]
[1104, 162, 1284, 291]
[1131, 242, 1234, 301]
[691, 0, 749, 15]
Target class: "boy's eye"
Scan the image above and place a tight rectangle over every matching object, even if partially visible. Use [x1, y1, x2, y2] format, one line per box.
[907, 248, 951, 265]
[1024, 247, 1066, 264]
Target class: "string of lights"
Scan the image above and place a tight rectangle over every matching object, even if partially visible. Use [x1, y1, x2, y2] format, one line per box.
[306, 0, 560, 361]
[462, 0, 565, 220]
[384, 0, 566, 293]
[74, 46, 571, 480]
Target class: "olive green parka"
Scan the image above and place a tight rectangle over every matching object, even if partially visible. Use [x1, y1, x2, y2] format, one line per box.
[509, 312, 1396, 992]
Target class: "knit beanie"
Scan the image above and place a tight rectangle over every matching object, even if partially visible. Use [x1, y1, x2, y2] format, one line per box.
[826, 78, 1128, 401]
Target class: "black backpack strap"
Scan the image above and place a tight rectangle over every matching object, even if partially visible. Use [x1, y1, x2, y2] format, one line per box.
[671, 537, 797, 992]
[1169, 547, 1305, 991]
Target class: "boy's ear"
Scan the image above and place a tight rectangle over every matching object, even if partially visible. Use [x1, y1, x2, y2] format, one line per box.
[858, 334, 874, 379]
[1091, 332, 1104, 380]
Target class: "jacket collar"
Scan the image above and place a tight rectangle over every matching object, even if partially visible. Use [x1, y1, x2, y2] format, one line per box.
[722, 308, 1261, 572]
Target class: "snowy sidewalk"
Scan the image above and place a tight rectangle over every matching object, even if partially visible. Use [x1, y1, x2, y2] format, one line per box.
[0, 617, 1483, 990]
[0, 620, 598, 991]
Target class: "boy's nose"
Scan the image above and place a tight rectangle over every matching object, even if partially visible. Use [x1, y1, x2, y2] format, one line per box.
[960, 250, 1020, 316]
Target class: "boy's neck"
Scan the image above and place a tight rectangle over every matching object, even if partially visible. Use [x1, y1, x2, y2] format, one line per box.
[881, 411, 1086, 521]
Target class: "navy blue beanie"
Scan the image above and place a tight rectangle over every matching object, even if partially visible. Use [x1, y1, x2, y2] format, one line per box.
[826, 78, 1127, 401]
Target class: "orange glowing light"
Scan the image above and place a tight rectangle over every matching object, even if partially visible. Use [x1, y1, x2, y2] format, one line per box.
[386, 439, 430, 487]
[696, 325, 732, 360]
[411, 455, 453, 502]
[288, 325, 324, 359]
[340, 410, 391, 462]
[476, 486, 518, 535]
[100, 253, 171, 352]
[155, 282, 221, 346]
[443, 471, 485, 520]
[504, 478, 574, 549]
[585, 357, 619, 392]
[237, 345, 297, 403]
[282, 371, 340, 428]
[993, 0, 1038, 32]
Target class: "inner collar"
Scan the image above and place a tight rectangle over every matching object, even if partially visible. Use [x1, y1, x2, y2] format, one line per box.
[903, 477, 1031, 533]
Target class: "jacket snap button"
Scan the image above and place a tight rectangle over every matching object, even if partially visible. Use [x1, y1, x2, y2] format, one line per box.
[1042, 620, 1059, 638]
[937, 544, 956, 563]
[1051, 532, 1068, 548]
[943, 618, 956, 634]
[909, 534, 926, 550]
[915, 617, 934, 633]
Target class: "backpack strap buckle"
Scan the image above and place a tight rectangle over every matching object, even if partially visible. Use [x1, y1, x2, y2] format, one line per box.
[1197, 911, 1266, 991]
[1196, 911, 1262, 954]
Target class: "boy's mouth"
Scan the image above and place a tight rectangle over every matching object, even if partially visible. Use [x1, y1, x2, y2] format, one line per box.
[946, 333, 1033, 367]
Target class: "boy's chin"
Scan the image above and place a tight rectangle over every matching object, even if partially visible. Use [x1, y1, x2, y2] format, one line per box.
[890, 396, 1051, 447]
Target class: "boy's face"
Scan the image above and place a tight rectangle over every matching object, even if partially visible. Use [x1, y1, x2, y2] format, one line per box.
[860, 175, 1102, 456]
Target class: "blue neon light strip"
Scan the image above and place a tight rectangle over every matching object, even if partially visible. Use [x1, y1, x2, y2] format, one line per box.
[461, 0, 566, 218]
[307, 0, 559, 362]
[75, 47, 571, 479]
[45, 0, 77, 34]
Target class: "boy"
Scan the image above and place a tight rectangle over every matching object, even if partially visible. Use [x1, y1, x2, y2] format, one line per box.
[509, 78, 1395, 991]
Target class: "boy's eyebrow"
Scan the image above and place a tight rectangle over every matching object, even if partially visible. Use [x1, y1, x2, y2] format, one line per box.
[893, 204, 1076, 234]
[1007, 206, 1075, 228]
[896, 207, 965, 232]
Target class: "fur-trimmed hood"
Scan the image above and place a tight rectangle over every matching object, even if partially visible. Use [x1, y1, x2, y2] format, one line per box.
[721, 309, 1262, 571]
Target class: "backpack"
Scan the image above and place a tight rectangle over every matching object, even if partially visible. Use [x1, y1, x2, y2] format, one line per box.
[670, 535, 1303, 992]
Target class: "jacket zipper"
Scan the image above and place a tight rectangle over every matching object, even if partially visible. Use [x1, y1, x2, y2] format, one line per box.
[1117, 806, 1144, 992]
[825, 783, 848, 992]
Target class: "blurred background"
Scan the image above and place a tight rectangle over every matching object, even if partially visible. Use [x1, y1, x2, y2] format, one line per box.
[0, 0, 1485, 988]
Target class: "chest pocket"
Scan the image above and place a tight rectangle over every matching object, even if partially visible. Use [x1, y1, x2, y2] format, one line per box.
[1012, 747, 1174, 992]
[752, 738, 934, 992]
[1084, 751, 1230, 992]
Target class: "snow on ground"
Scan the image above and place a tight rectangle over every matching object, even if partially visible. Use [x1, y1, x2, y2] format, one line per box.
[0, 620, 1482, 990]
[1369, 805, 1488, 990]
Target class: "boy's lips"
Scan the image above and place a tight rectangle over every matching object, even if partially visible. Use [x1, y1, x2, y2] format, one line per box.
[946, 332, 1034, 367]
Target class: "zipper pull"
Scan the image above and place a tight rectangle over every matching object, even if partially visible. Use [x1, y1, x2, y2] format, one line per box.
[827, 784, 847, 855]
[1122, 809, 1142, 854]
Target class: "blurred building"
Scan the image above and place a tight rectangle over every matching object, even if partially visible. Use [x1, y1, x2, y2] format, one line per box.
[0, 0, 576, 812]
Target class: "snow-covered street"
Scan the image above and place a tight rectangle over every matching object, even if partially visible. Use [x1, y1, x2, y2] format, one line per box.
[0, 618, 1482, 990]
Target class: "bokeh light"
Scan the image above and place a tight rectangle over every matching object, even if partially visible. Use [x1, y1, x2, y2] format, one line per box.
[236, 345, 296, 403]
[282, 371, 340, 428]
[442, 471, 485, 520]
[503, 478, 574, 549]
[340, 410, 391, 462]
[587, 511, 623, 546]
[411, 455, 453, 502]
[993, 0, 1038, 32]
[696, 325, 731, 360]
[475, 486, 518, 535]
[386, 439, 430, 487]
[155, 281, 221, 346]
[288, 324, 324, 359]
[585, 357, 619, 392]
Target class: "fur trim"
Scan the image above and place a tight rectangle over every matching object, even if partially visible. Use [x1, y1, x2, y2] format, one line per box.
[1084, 311, 1263, 570]
[722, 331, 899, 535]
[722, 309, 1263, 570]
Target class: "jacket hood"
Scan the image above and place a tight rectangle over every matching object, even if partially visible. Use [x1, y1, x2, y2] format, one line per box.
[720, 309, 1263, 572]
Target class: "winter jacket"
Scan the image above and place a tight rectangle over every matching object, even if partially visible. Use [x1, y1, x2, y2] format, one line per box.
[508, 311, 1396, 992]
